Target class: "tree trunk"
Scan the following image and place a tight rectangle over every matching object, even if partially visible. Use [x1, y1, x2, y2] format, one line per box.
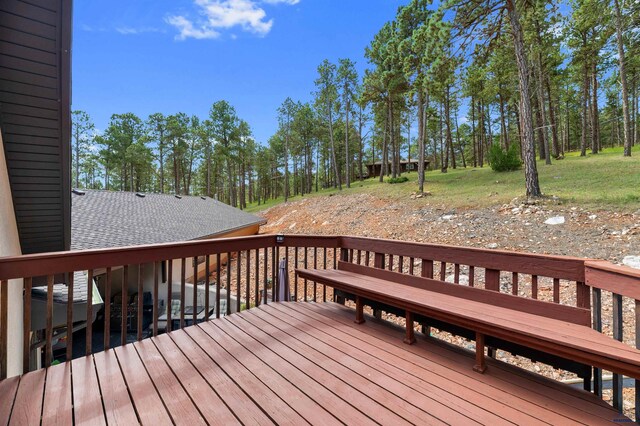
[545, 76, 560, 158]
[418, 89, 427, 193]
[580, 59, 589, 157]
[471, 96, 477, 167]
[613, 0, 632, 156]
[328, 107, 342, 190]
[591, 63, 599, 154]
[506, 0, 541, 197]
[345, 97, 351, 188]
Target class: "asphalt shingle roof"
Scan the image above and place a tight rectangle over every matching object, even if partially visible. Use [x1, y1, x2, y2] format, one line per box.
[71, 190, 266, 250]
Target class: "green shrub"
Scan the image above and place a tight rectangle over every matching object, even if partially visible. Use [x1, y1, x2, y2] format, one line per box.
[387, 176, 409, 184]
[488, 143, 521, 172]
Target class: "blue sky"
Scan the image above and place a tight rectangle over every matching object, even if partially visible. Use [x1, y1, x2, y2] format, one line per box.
[73, 0, 406, 143]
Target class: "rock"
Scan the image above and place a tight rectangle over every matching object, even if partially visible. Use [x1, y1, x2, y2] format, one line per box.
[588, 214, 597, 220]
[511, 207, 521, 215]
[445, 274, 470, 285]
[288, 222, 296, 230]
[486, 243, 499, 249]
[321, 221, 330, 226]
[544, 216, 565, 225]
[622, 256, 640, 269]
[442, 215, 455, 221]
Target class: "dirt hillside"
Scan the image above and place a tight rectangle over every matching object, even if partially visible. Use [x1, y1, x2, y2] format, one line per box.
[259, 192, 640, 262]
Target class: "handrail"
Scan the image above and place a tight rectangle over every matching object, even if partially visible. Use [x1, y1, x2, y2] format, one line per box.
[585, 260, 640, 301]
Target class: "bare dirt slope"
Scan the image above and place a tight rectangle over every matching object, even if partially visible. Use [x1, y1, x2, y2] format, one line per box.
[259, 192, 640, 262]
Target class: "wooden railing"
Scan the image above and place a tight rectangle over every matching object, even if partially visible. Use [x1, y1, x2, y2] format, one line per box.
[0, 234, 638, 420]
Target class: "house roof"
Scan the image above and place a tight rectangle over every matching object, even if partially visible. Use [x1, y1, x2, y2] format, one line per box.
[71, 190, 266, 250]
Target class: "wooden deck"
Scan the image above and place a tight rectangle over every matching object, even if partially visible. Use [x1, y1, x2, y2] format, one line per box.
[0, 302, 630, 425]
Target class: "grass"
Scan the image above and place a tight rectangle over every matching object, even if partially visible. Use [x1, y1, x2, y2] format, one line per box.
[245, 146, 640, 213]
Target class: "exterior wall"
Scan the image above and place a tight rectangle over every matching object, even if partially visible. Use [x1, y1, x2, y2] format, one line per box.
[0, 0, 72, 254]
[0, 130, 23, 377]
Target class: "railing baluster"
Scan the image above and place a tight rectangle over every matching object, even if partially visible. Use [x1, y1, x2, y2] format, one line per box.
[294, 247, 299, 302]
[263, 248, 268, 306]
[137, 265, 143, 341]
[454, 264, 460, 284]
[313, 247, 318, 303]
[440, 262, 446, 280]
[193, 257, 199, 324]
[469, 266, 475, 287]
[167, 260, 173, 331]
[333, 247, 337, 269]
[180, 258, 186, 329]
[512, 272, 518, 295]
[153, 262, 159, 336]
[46, 274, 54, 366]
[236, 251, 242, 311]
[23, 277, 32, 373]
[226, 252, 232, 315]
[304, 248, 308, 302]
[205, 256, 210, 321]
[0, 280, 7, 379]
[122, 266, 128, 347]
[592, 287, 603, 396]
[553, 278, 560, 304]
[86, 269, 93, 356]
[635, 299, 639, 422]
[272, 247, 277, 303]
[216, 253, 221, 318]
[532, 275, 538, 299]
[388, 255, 394, 271]
[399, 256, 404, 274]
[365, 251, 370, 267]
[246, 250, 251, 309]
[67, 273, 75, 361]
[323, 247, 327, 302]
[612, 293, 623, 412]
[409, 257, 414, 275]
[357, 250, 362, 265]
[255, 249, 260, 308]
[103, 268, 110, 350]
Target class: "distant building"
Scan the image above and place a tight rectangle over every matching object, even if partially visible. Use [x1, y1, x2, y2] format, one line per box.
[364, 160, 430, 178]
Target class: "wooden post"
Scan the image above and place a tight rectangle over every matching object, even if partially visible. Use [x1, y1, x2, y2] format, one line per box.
[474, 332, 487, 373]
[354, 296, 365, 324]
[403, 311, 416, 345]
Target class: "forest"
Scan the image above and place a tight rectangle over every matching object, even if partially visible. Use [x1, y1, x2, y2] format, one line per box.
[71, 0, 640, 208]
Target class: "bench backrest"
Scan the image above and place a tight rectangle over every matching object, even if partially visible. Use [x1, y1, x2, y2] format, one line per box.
[337, 261, 591, 327]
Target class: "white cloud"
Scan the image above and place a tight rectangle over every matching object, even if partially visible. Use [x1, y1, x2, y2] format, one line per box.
[115, 26, 163, 35]
[167, 0, 298, 40]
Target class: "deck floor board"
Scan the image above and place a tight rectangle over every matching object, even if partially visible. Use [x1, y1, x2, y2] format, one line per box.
[0, 302, 630, 425]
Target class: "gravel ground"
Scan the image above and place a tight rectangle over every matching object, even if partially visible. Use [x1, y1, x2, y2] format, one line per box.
[252, 191, 640, 418]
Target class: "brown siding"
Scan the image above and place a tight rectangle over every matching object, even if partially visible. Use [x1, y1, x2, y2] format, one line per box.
[0, 0, 71, 254]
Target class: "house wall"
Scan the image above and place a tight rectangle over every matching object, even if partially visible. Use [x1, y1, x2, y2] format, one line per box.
[0, 129, 23, 377]
[0, 0, 72, 255]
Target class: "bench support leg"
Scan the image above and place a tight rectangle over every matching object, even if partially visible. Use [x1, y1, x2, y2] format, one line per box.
[473, 332, 487, 374]
[354, 296, 365, 324]
[403, 311, 416, 345]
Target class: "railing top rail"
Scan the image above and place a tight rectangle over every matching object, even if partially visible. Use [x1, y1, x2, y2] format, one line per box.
[339, 236, 587, 281]
[585, 260, 640, 301]
[0, 234, 342, 280]
[0, 234, 276, 280]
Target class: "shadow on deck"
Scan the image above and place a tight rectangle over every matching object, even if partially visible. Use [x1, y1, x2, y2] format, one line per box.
[0, 302, 628, 425]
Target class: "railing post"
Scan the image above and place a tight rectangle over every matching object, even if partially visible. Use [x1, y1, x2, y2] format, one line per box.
[612, 293, 623, 413]
[592, 287, 603, 396]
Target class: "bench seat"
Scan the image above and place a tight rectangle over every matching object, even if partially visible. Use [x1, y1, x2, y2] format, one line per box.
[296, 265, 640, 380]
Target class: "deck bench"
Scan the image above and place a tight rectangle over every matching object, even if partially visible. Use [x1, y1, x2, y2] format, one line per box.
[296, 261, 640, 380]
